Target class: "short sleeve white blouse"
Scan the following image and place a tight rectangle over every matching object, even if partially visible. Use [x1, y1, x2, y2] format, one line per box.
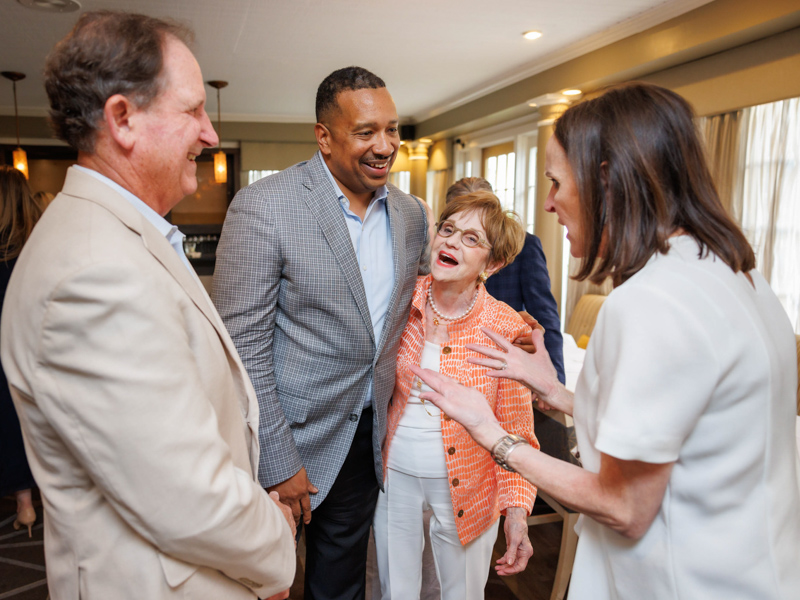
[569, 236, 800, 600]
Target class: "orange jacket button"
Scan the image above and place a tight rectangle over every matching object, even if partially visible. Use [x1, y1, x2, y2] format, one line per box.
[457, 509, 464, 518]
[448, 447, 456, 455]
[442, 346, 452, 354]
[452, 478, 459, 487]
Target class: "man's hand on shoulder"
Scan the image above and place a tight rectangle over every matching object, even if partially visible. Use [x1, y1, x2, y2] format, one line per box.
[267, 467, 318, 526]
[513, 310, 545, 354]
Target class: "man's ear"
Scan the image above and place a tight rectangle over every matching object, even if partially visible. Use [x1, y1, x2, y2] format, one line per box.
[315, 122, 331, 157]
[103, 94, 137, 151]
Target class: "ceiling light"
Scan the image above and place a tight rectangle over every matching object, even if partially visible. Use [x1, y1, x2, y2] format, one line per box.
[563, 89, 582, 96]
[17, 0, 81, 13]
[419, 138, 432, 144]
[523, 30, 542, 41]
[528, 103, 538, 108]
[2, 71, 29, 179]
[206, 80, 229, 184]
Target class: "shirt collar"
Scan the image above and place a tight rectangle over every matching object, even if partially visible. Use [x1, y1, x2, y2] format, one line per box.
[318, 152, 389, 210]
[72, 165, 181, 240]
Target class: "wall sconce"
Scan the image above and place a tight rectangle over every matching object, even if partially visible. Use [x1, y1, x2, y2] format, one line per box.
[2, 71, 29, 179]
[206, 80, 229, 184]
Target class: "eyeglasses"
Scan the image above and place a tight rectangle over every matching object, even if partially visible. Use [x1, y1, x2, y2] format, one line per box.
[435, 220, 492, 249]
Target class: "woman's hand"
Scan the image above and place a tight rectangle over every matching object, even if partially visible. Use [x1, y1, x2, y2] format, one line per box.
[410, 365, 506, 450]
[496, 507, 533, 576]
[467, 327, 572, 414]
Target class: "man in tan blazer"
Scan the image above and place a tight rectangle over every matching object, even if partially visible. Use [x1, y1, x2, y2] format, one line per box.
[0, 12, 295, 600]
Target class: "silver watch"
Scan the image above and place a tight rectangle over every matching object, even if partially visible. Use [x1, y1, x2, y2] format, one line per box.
[491, 433, 529, 472]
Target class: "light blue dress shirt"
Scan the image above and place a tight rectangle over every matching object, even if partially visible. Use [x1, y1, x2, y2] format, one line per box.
[73, 165, 194, 273]
[320, 158, 395, 408]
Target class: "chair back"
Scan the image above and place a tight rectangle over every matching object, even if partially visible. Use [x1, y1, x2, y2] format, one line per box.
[565, 294, 607, 341]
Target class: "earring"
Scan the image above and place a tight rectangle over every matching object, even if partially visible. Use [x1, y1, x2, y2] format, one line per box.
[479, 271, 488, 283]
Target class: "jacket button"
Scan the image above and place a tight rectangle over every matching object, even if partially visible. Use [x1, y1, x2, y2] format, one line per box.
[448, 447, 456, 455]
[443, 414, 451, 421]
[457, 509, 464, 518]
[349, 413, 359, 422]
[442, 346, 452, 354]
[451, 478, 459, 487]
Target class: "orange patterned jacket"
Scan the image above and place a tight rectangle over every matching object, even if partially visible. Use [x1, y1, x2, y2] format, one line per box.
[384, 275, 538, 545]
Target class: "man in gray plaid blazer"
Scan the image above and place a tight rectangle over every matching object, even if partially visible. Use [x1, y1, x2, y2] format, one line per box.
[213, 67, 430, 600]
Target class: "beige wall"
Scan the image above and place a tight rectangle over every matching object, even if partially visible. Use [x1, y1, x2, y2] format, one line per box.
[240, 141, 319, 171]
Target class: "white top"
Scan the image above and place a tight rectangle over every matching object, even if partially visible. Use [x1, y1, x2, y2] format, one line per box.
[570, 236, 800, 600]
[387, 341, 448, 478]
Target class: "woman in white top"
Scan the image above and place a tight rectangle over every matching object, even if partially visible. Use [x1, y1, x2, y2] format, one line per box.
[411, 83, 800, 599]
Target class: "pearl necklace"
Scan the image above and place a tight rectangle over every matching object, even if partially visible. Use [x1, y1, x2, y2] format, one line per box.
[427, 286, 478, 326]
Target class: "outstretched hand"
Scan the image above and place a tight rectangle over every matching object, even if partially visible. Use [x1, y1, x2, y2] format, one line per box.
[410, 365, 506, 450]
[466, 327, 566, 412]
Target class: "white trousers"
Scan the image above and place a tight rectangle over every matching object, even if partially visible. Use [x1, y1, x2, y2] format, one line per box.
[373, 468, 499, 600]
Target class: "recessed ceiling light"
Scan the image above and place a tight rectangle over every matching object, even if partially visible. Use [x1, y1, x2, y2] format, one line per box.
[17, 0, 80, 12]
[528, 103, 538, 108]
[419, 138, 433, 144]
[523, 30, 542, 41]
[563, 89, 582, 96]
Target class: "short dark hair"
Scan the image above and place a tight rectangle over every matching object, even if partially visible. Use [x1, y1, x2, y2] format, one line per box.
[44, 11, 192, 153]
[438, 190, 525, 271]
[315, 66, 386, 124]
[445, 177, 493, 204]
[554, 82, 755, 286]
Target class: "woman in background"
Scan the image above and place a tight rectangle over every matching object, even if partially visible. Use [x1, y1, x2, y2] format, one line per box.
[373, 191, 537, 600]
[0, 166, 47, 536]
[413, 83, 800, 599]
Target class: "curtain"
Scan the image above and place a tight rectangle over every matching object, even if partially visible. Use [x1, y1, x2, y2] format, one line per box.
[740, 98, 800, 332]
[426, 170, 450, 220]
[698, 110, 747, 221]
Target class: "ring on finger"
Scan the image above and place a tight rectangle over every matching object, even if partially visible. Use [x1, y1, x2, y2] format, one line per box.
[499, 360, 508, 370]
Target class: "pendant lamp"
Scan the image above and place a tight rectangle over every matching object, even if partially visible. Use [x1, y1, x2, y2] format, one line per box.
[2, 71, 29, 179]
[206, 80, 229, 184]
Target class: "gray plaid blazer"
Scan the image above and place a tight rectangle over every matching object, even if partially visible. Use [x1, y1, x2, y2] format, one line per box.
[212, 151, 429, 507]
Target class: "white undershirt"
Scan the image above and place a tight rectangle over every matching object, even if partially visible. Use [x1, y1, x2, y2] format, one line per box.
[387, 341, 448, 478]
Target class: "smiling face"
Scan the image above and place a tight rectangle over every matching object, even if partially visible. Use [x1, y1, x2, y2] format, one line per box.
[133, 36, 218, 214]
[544, 137, 584, 257]
[431, 209, 500, 287]
[316, 87, 399, 206]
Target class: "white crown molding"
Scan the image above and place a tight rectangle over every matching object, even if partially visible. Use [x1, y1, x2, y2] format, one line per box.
[414, 0, 714, 123]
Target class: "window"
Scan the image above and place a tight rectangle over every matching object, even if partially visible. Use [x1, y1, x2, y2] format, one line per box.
[527, 146, 537, 233]
[389, 171, 410, 194]
[482, 142, 516, 210]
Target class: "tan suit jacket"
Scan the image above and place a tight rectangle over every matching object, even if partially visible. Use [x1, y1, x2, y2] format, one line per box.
[0, 167, 295, 599]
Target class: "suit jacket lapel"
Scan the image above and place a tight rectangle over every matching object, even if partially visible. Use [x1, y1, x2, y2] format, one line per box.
[301, 153, 375, 344]
[376, 191, 407, 357]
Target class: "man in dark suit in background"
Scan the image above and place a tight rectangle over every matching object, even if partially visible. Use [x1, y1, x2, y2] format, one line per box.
[213, 67, 429, 600]
[445, 177, 565, 383]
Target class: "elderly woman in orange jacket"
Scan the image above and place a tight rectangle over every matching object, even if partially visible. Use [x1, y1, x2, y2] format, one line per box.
[373, 191, 538, 600]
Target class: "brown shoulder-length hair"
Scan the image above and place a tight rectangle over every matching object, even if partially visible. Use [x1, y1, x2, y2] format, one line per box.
[438, 190, 525, 270]
[0, 166, 45, 261]
[554, 82, 754, 286]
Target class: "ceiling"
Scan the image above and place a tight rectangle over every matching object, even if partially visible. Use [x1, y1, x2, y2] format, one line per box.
[0, 0, 714, 124]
